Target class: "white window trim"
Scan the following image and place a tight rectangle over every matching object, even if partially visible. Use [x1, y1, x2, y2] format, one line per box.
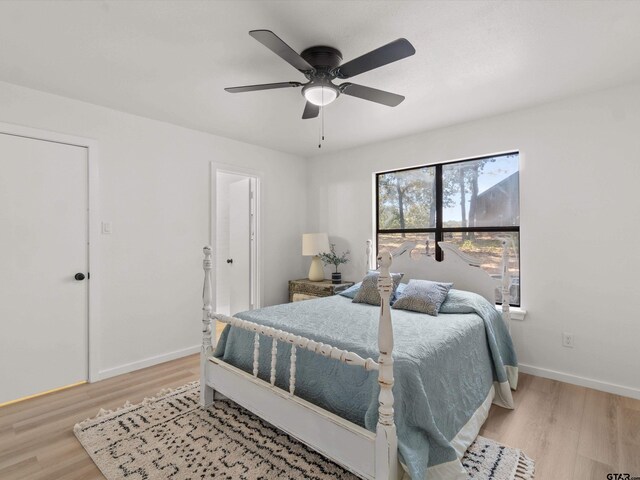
[496, 305, 527, 321]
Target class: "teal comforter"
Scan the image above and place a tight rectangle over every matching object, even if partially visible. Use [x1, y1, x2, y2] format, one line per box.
[214, 290, 517, 479]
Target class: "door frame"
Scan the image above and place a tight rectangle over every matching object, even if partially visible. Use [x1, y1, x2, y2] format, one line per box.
[0, 122, 101, 383]
[210, 163, 262, 312]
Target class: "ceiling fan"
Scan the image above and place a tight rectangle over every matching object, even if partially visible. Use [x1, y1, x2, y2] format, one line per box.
[225, 30, 416, 119]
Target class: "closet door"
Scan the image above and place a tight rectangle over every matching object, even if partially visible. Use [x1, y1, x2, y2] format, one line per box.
[0, 132, 88, 405]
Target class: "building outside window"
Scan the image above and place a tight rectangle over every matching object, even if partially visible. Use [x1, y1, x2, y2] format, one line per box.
[376, 152, 520, 305]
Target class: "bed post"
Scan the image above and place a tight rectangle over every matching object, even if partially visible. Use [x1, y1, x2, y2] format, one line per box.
[375, 250, 398, 480]
[500, 238, 512, 333]
[201, 246, 215, 407]
[366, 239, 373, 273]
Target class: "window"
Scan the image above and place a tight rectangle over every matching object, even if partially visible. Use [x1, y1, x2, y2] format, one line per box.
[376, 152, 520, 305]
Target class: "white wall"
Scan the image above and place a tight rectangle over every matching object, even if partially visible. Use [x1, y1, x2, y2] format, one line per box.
[307, 82, 640, 398]
[0, 80, 308, 380]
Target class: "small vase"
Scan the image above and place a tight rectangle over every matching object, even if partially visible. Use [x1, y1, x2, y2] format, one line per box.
[331, 272, 342, 284]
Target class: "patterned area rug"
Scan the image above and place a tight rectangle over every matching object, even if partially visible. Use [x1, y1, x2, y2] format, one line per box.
[74, 382, 534, 480]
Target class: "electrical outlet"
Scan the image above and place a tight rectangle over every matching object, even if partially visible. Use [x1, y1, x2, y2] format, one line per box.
[562, 332, 574, 348]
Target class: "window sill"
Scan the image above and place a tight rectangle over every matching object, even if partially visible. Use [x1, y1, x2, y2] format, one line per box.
[495, 305, 527, 321]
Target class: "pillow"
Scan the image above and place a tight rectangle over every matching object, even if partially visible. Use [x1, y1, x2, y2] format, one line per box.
[352, 271, 404, 306]
[338, 282, 407, 305]
[392, 279, 453, 316]
[393, 283, 407, 304]
[341, 281, 407, 303]
[338, 282, 361, 299]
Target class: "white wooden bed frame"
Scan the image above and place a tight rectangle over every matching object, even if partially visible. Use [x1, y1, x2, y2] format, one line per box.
[199, 240, 512, 480]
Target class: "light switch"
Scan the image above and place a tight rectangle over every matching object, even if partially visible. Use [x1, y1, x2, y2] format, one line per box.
[102, 221, 112, 234]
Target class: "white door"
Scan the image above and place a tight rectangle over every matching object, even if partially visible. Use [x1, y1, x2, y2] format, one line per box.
[0, 133, 88, 404]
[228, 177, 251, 314]
[215, 171, 257, 316]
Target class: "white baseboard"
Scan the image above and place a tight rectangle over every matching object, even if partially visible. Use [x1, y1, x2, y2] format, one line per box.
[519, 363, 640, 401]
[95, 345, 200, 381]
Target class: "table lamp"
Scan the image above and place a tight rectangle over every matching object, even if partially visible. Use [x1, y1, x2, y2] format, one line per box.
[302, 233, 330, 281]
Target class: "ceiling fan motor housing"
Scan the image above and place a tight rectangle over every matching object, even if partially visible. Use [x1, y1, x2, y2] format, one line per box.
[300, 46, 343, 70]
[299, 46, 343, 105]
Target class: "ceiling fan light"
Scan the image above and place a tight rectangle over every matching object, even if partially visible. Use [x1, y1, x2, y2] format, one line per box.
[303, 85, 338, 106]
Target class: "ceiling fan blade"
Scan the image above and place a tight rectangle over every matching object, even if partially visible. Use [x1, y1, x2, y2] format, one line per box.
[339, 83, 405, 107]
[302, 101, 320, 119]
[249, 30, 314, 72]
[225, 81, 302, 93]
[336, 38, 415, 79]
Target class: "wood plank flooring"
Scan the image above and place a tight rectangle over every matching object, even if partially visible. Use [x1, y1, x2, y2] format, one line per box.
[0, 354, 199, 480]
[479, 373, 640, 479]
[1, 354, 638, 479]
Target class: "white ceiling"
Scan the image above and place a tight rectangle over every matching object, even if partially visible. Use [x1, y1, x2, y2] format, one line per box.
[1, 1, 639, 157]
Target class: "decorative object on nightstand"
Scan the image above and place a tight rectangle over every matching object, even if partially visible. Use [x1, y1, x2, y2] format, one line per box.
[318, 243, 350, 284]
[289, 278, 355, 302]
[302, 233, 330, 281]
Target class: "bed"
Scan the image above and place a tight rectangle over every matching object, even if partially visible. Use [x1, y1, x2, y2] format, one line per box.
[199, 240, 518, 480]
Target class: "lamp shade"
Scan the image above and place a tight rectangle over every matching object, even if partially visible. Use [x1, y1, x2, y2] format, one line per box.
[302, 233, 330, 256]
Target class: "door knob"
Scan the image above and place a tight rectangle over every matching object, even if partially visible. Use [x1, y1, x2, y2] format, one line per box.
[226, 259, 233, 264]
[74, 273, 86, 281]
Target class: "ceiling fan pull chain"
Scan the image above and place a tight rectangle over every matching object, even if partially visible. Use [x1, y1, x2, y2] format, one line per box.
[318, 89, 324, 149]
[318, 108, 321, 149]
[320, 94, 324, 142]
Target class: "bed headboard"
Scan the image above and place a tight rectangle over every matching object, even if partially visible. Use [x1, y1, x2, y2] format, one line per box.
[366, 240, 506, 305]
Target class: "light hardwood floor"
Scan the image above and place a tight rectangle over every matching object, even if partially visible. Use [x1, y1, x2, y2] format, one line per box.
[1, 354, 638, 479]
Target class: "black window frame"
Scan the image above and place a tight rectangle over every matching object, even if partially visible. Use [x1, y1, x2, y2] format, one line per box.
[375, 151, 520, 306]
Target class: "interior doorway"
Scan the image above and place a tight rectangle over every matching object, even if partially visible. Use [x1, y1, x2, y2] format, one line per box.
[214, 169, 260, 316]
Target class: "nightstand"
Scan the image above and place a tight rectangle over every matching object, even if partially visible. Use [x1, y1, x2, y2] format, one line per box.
[288, 279, 354, 302]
